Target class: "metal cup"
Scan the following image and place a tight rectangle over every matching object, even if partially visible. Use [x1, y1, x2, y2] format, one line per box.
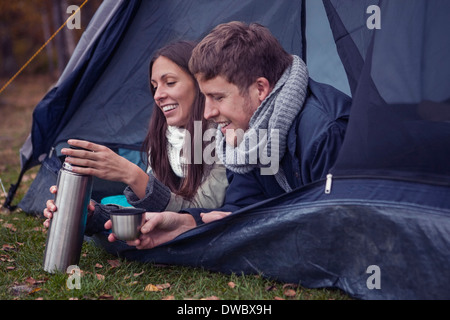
[109, 208, 145, 241]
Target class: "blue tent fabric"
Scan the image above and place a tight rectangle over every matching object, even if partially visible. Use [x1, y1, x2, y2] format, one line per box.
[94, 178, 450, 300]
[324, 0, 450, 184]
[30, 0, 305, 165]
[31, 1, 142, 163]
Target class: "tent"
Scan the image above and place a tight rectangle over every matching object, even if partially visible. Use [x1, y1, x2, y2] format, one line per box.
[4, 0, 450, 299]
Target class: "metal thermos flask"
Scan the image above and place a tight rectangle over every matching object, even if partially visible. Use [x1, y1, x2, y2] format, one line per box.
[43, 160, 93, 273]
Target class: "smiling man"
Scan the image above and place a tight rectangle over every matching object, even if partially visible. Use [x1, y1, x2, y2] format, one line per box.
[119, 21, 352, 250]
[182, 21, 351, 221]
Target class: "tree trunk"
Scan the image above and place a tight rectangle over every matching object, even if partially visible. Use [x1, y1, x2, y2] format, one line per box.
[51, 0, 69, 76]
[40, 8, 55, 77]
[61, 0, 76, 58]
[0, 21, 18, 77]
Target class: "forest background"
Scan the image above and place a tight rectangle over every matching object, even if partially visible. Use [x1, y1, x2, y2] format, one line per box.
[0, 0, 102, 79]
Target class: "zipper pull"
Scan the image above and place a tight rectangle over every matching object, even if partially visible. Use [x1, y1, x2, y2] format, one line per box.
[325, 174, 333, 194]
[49, 146, 55, 158]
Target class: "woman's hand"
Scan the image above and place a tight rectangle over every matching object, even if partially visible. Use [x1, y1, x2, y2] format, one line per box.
[62, 139, 133, 183]
[62, 139, 149, 198]
[43, 185, 95, 228]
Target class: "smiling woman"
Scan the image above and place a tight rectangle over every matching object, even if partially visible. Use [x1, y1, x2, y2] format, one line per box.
[43, 41, 229, 244]
[144, 41, 227, 202]
[150, 56, 196, 128]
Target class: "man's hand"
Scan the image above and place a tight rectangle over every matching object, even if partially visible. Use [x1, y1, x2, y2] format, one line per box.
[201, 211, 232, 223]
[105, 211, 197, 250]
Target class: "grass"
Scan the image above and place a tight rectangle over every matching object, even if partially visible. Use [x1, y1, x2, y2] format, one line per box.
[0, 75, 351, 301]
[0, 211, 349, 301]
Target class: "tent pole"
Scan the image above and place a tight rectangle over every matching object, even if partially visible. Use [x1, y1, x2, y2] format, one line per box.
[2, 158, 31, 212]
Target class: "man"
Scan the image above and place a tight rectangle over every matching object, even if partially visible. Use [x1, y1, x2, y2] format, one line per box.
[120, 21, 351, 249]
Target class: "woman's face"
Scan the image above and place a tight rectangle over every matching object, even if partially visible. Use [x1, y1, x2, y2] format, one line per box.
[151, 56, 196, 128]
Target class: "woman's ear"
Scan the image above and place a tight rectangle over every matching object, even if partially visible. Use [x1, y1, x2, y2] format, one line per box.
[255, 77, 271, 103]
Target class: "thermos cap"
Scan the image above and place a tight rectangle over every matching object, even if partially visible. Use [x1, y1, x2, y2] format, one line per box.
[64, 145, 92, 171]
[62, 160, 90, 174]
[62, 161, 74, 171]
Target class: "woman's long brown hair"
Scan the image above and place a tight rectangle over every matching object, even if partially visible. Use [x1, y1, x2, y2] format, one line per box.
[142, 41, 210, 200]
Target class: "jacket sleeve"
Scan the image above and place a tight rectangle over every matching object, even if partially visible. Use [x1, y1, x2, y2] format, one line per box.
[303, 120, 347, 183]
[123, 164, 229, 213]
[164, 164, 229, 212]
[297, 79, 350, 184]
[182, 169, 269, 225]
[123, 173, 171, 212]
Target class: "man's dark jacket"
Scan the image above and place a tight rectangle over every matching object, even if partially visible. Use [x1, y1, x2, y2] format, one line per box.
[185, 79, 351, 224]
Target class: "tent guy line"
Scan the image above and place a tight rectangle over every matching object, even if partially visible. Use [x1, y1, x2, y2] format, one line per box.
[0, 0, 89, 96]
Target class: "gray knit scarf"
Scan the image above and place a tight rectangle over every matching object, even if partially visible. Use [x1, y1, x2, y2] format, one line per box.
[216, 55, 309, 192]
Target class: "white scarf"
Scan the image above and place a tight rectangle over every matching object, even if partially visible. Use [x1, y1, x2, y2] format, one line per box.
[166, 125, 187, 178]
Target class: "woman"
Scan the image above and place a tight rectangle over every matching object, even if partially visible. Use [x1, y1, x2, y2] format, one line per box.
[43, 41, 228, 232]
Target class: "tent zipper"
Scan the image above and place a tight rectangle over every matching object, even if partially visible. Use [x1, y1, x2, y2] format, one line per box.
[323, 173, 450, 195]
[325, 174, 333, 194]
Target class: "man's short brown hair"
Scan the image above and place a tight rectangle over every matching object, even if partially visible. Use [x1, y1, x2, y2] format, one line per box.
[189, 21, 293, 93]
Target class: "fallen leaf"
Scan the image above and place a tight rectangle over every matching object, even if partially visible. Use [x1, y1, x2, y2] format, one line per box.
[28, 287, 42, 295]
[265, 285, 277, 291]
[144, 284, 159, 292]
[2, 244, 16, 251]
[274, 296, 285, 300]
[144, 283, 171, 292]
[283, 289, 296, 297]
[228, 281, 236, 289]
[201, 296, 220, 300]
[3, 223, 17, 232]
[156, 283, 171, 290]
[162, 295, 175, 300]
[0, 254, 10, 261]
[98, 294, 114, 300]
[133, 270, 144, 277]
[282, 283, 298, 289]
[9, 285, 33, 296]
[95, 263, 103, 268]
[25, 277, 37, 285]
[96, 273, 105, 281]
[107, 259, 121, 268]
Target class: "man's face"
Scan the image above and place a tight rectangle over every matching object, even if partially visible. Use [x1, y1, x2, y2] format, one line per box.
[197, 75, 261, 146]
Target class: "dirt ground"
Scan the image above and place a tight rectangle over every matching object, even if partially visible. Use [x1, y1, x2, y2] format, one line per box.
[0, 75, 55, 208]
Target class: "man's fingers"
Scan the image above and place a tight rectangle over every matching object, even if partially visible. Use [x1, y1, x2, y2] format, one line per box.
[201, 211, 231, 223]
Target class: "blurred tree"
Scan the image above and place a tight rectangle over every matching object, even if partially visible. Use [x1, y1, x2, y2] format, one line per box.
[0, 0, 102, 79]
